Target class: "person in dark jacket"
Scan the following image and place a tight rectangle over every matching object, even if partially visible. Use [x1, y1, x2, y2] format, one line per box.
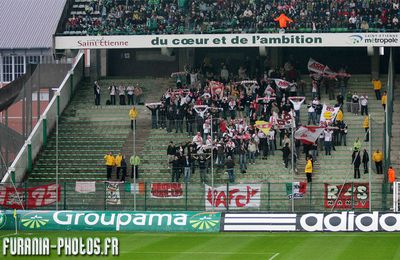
[170, 156, 181, 182]
[146, 103, 160, 129]
[175, 108, 184, 133]
[238, 143, 247, 173]
[193, 154, 210, 183]
[94, 81, 101, 105]
[120, 156, 127, 182]
[166, 106, 175, 132]
[352, 150, 361, 179]
[362, 149, 369, 174]
[225, 156, 235, 183]
[281, 143, 291, 168]
[167, 141, 176, 168]
[183, 155, 192, 183]
[186, 107, 195, 137]
[159, 103, 167, 129]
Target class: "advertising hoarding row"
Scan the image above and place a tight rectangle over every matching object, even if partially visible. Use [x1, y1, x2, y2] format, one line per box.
[55, 33, 400, 49]
[1, 211, 399, 232]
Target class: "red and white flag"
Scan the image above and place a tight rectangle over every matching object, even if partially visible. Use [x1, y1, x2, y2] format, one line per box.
[307, 58, 327, 74]
[271, 78, 294, 89]
[308, 58, 351, 78]
[209, 81, 224, 97]
[294, 126, 324, 144]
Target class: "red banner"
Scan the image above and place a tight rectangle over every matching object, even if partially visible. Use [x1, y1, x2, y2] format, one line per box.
[324, 183, 369, 209]
[0, 183, 61, 209]
[205, 184, 261, 210]
[151, 183, 183, 198]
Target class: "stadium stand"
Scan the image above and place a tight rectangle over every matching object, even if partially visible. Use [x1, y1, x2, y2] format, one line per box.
[24, 66, 397, 210]
[61, 0, 400, 35]
[28, 72, 389, 184]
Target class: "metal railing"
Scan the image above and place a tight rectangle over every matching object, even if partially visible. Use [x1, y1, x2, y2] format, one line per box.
[0, 181, 388, 212]
[1, 51, 85, 184]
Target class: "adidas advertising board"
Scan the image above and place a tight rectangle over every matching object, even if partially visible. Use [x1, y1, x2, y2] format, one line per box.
[222, 212, 400, 232]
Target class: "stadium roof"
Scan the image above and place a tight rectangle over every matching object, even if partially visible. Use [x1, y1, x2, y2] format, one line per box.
[0, 0, 66, 50]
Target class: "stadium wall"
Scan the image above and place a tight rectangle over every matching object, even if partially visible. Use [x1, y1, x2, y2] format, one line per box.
[87, 47, 399, 78]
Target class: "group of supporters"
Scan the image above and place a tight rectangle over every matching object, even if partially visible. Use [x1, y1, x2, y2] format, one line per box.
[140, 58, 366, 184]
[99, 58, 393, 184]
[93, 81, 143, 106]
[64, 0, 400, 35]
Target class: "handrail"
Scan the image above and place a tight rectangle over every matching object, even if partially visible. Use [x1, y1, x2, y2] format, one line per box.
[1, 50, 84, 184]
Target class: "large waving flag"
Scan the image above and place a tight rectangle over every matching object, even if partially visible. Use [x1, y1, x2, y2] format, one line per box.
[308, 58, 351, 78]
[254, 121, 272, 136]
[320, 104, 340, 124]
[294, 126, 324, 144]
[307, 58, 327, 74]
[271, 78, 294, 89]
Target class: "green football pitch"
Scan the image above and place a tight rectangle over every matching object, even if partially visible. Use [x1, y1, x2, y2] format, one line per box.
[1, 231, 400, 259]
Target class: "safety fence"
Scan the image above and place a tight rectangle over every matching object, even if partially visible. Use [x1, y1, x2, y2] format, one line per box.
[0, 181, 391, 212]
[0, 51, 85, 184]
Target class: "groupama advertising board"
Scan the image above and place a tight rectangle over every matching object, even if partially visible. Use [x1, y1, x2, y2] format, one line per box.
[1, 211, 400, 232]
[0, 211, 221, 232]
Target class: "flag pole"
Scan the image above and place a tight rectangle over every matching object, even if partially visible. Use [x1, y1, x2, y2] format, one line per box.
[211, 114, 214, 211]
[368, 114, 372, 212]
[291, 121, 295, 212]
[133, 118, 136, 211]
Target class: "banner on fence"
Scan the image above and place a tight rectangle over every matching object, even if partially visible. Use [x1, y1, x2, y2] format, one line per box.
[285, 182, 307, 199]
[0, 211, 221, 232]
[75, 181, 96, 193]
[0, 184, 61, 209]
[222, 212, 400, 232]
[124, 182, 145, 195]
[324, 183, 369, 209]
[151, 183, 184, 198]
[205, 184, 261, 210]
[106, 182, 121, 205]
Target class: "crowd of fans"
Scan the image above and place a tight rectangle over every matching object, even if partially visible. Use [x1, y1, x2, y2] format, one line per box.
[140, 56, 360, 184]
[98, 58, 392, 183]
[65, 0, 400, 35]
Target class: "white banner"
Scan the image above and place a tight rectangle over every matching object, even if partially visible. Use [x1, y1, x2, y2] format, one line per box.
[272, 78, 294, 89]
[320, 104, 340, 125]
[55, 33, 400, 49]
[106, 182, 121, 205]
[205, 184, 261, 210]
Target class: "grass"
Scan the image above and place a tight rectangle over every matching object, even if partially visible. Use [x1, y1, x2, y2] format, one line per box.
[1, 231, 400, 259]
